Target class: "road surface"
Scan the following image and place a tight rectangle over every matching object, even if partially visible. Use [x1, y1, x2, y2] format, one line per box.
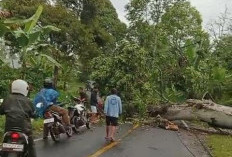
[36, 123, 209, 157]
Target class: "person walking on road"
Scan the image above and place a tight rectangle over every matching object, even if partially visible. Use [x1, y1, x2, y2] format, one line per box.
[104, 88, 122, 142]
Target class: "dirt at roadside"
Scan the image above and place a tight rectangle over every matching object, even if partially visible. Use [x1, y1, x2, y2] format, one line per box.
[177, 129, 212, 157]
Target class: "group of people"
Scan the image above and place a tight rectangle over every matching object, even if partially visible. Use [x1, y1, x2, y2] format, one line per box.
[0, 78, 122, 157]
[79, 84, 123, 142]
[79, 85, 123, 142]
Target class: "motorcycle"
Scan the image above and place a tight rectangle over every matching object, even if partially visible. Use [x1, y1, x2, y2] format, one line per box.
[43, 107, 73, 142]
[1, 127, 29, 157]
[68, 98, 90, 133]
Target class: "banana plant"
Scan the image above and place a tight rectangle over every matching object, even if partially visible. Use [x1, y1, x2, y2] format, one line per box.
[0, 5, 61, 78]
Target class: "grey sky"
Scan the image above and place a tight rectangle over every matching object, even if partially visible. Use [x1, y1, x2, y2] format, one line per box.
[110, 0, 232, 26]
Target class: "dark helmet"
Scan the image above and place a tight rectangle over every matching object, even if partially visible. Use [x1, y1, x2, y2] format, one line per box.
[44, 77, 53, 88]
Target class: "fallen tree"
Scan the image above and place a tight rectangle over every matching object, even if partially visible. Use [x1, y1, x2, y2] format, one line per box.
[148, 99, 232, 129]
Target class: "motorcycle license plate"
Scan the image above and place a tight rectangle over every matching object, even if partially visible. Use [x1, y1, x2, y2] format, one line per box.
[44, 118, 54, 124]
[2, 143, 24, 152]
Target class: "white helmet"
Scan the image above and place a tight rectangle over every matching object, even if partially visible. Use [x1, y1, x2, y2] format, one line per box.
[11, 79, 29, 96]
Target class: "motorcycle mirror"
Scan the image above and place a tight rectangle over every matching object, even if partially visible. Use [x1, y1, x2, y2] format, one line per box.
[36, 103, 43, 108]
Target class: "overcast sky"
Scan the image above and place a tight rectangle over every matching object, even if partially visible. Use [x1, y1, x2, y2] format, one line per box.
[110, 0, 232, 27]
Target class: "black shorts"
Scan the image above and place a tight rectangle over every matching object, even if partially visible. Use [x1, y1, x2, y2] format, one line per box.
[106, 116, 118, 126]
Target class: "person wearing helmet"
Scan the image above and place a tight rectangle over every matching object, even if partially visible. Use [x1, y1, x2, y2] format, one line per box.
[33, 78, 70, 139]
[0, 79, 37, 157]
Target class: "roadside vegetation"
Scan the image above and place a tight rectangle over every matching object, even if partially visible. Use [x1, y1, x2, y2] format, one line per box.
[0, 0, 232, 155]
[207, 135, 232, 157]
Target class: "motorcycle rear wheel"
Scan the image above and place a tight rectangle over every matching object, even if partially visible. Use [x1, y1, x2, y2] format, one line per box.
[86, 122, 90, 129]
[50, 127, 60, 142]
[2, 152, 22, 157]
[72, 116, 80, 133]
[66, 126, 73, 137]
[84, 112, 91, 129]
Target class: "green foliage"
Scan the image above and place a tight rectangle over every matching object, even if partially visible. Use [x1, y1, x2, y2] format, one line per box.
[0, 0, 231, 118]
[126, 0, 178, 25]
[0, 65, 19, 97]
[0, 4, 64, 92]
[0, 116, 5, 140]
[218, 74, 232, 106]
[0, 5, 61, 84]
[214, 35, 232, 70]
[1, 0, 127, 85]
[207, 135, 232, 157]
[79, 0, 127, 77]
[91, 40, 149, 96]
[32, 119, 44, 136]
[91, 40, 156, 116]
[91, 0, 232, 116]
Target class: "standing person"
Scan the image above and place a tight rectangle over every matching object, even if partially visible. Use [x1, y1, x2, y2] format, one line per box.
[33, 78, 70, 139]
[90, 86, 99, 123]
[79, 87, 88, 102]
[104, 88, 122, 142]
[0, 79, 37, 157]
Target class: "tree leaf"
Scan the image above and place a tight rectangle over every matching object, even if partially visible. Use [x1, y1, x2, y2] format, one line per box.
[4, 18, 31, 25]
[42, 25, 60, 34]
[0, 22, 10, 37]
[185, 40, 197, 63]
[40, 54, 62, 68]
[28, 31, 41, 44]
[212, 67, 226, 82]
[24, 5, 43, 32]
[15, 31, 29, 47]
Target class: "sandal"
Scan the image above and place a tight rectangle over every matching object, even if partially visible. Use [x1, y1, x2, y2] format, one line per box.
[105, 137, 110, 141]
[110, 137, 115, 142]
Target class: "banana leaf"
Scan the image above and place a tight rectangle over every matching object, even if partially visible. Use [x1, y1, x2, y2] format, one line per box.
[0, 22, 10, 37]
[40, 54, 62, 68]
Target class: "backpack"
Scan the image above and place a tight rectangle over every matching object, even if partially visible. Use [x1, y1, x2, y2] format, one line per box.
[33, 89, 49, 118]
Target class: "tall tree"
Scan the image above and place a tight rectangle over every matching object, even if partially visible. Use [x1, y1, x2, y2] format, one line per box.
[126, 0, 183, 25]
[214, 35, 232, 70]
[125, 0, 183, 53]
[80, 0, 127, 47]
[126, 0, 211, 100]
[76, 0, 127, 78]
[58, 0, 83, 17]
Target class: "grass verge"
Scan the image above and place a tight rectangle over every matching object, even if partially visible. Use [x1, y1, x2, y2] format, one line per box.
[32, 119, 44, 137]
[206, 134, 232, 157]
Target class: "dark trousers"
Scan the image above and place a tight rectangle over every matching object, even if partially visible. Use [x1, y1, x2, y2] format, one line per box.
[28, 133, 37, 157]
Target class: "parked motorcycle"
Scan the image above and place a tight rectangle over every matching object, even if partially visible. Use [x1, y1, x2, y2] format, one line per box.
[43, 108, 73, 142]
[1, 127, 29, 157]
[68, 98, 90, 133]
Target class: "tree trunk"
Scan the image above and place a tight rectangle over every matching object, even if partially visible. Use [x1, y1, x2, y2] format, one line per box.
[164, 106, 232, 129]
[149, 99, 232, 129]
[63, 81, 67, 91]
[53, 66, 59, 88]
[186, 99, 232, 116]
[21, 48, 27, 79]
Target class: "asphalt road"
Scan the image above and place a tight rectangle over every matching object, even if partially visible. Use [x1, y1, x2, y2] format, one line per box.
[36, 123, 209, 157]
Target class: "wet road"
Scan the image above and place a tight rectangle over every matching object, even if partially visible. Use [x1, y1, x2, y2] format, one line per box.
[36, 124, 132, 157]
[36, 124, 209, 157]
